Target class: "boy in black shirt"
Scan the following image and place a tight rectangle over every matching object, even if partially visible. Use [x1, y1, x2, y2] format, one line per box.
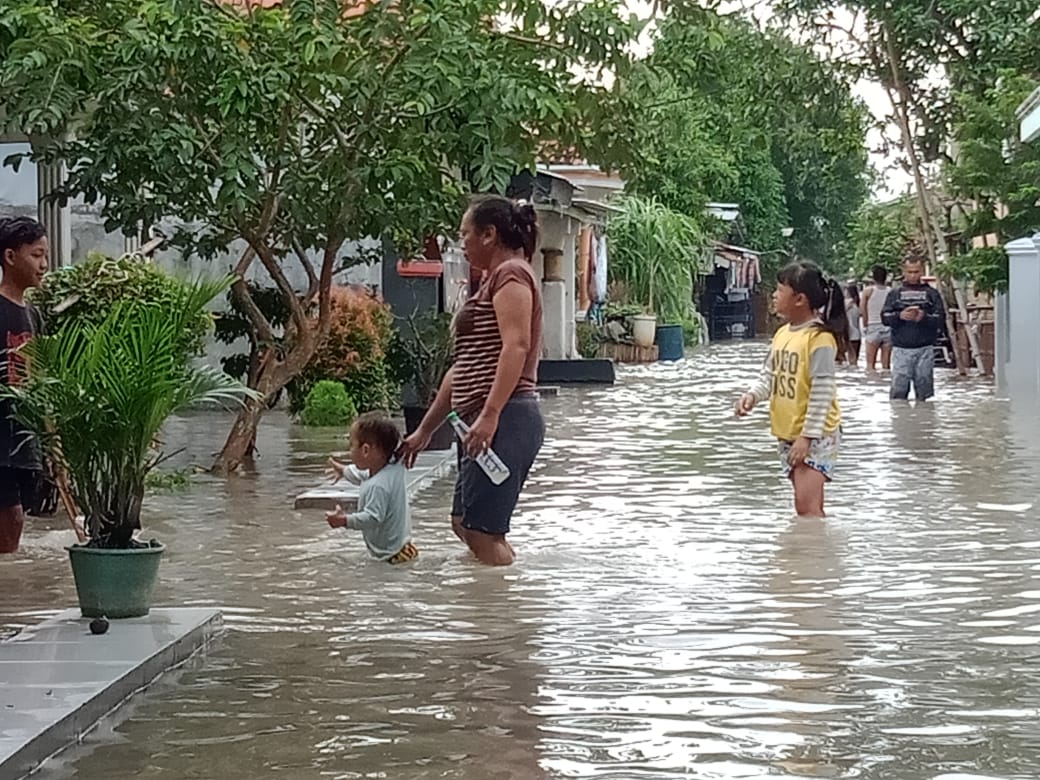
[0, 217, 49, 552]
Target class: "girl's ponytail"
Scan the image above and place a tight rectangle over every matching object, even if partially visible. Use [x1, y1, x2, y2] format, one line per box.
[822, 277, 849, 355]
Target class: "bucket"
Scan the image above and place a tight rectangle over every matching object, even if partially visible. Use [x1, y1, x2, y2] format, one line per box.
[655, 324, 684, 361]
[631, 314, 657, 348]
[67, 543, 165, 618]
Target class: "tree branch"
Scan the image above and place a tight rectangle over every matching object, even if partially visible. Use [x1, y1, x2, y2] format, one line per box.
[244, 234, 308, 345]
[292, 238, 320, 304]
[495, 31, 569, 53]
[298, 93, 357, 157]
[229, 246, 276, 345]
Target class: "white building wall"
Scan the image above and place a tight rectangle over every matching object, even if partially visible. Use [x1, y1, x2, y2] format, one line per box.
[1003, 236, 1040, 402]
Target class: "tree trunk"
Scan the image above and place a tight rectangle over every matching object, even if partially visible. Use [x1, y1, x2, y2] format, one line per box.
[878, 23, 983, 375]
[211, 395, 268, 476]
[212, 336, 319, 475]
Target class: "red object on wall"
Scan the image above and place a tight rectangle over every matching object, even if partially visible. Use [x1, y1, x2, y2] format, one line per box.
[396, 259, 444, 278]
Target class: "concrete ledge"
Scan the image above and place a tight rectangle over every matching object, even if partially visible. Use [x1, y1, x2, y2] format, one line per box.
[294, 446, 456, 511]
[0, 607, 222, 779]
[538, 358, 616, 385]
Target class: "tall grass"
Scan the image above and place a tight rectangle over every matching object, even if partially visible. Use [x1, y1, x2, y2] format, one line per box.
[607, 196, 706, 324]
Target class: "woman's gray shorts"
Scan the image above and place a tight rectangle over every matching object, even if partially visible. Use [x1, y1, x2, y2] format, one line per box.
[451, 394, 544, 536]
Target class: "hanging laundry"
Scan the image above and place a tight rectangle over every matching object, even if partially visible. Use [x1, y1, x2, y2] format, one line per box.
[594, 231, 608, 303]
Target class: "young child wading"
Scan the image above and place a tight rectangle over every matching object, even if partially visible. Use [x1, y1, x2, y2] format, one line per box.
[736, 262, 846, 518]
[325, 413, 418, 564]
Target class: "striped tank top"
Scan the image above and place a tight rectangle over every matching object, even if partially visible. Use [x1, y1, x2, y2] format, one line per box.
[451, 259, 543, 418]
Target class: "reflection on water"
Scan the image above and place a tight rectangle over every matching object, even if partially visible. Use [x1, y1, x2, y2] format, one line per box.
[4, 342, 1040, 779]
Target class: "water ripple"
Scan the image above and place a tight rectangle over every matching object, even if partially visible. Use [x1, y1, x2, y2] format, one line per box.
[4, 342, 1040, 779]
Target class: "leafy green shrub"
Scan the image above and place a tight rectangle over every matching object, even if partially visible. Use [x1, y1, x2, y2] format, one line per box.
[146, 469, 193, 492]
[4, 278, 255, 547]
[31, 251, 214, 357]
[682, 316, 701, 346]
[386, 310, 453, 406]
[576, 321, 602, 359]
[289, 287, 396, 414]
[299, 380, 358, 428]
[940, 247, 1009, 295]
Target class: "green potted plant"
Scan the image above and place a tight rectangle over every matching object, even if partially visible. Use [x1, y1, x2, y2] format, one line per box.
[608, 196, 705, 356]
[388, 310, 454, 450]
[1, 277, 256, 618]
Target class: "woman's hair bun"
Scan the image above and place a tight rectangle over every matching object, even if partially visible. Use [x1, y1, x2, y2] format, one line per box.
[512, 200, 537, 228]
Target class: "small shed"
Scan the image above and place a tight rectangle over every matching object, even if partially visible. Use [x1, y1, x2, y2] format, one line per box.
[698, 242, 762, 341]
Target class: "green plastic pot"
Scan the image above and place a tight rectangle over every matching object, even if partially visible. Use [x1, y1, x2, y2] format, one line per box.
[67, 543, 165, 618]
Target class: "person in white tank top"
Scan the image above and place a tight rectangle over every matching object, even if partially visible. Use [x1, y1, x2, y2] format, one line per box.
[861, 264, 892, 371]
[845, 283, 862, 366]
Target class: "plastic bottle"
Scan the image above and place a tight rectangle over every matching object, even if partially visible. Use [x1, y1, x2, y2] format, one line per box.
[446, 411, 511, 485]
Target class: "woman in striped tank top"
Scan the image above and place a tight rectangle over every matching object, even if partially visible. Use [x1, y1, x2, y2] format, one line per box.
[401, 196, 545, 565]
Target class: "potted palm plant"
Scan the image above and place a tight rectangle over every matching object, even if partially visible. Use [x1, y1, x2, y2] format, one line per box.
[388, 310, 454, 450]
[0, 277, 256, 618]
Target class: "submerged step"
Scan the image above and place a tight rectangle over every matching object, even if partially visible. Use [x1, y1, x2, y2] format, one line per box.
[0, 608, 222, 779]
[293, 446, 457, 511]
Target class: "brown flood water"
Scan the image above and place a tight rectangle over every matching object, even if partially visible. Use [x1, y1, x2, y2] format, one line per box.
[3, 341, 1040, 779]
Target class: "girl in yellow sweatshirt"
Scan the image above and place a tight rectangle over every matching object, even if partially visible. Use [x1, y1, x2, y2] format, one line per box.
[736, 262, 847, 517]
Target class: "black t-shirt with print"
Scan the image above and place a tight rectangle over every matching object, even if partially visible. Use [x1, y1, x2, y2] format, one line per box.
[0, 295, 42, 470]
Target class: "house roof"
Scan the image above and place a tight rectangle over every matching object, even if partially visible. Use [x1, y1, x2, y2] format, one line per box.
[541, 164, 624, 192]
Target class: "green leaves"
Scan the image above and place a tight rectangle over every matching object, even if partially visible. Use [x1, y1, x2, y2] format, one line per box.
[30, 251, 216, 357]
[598, 12, 869, 274]
[0, 277, 256, 546]
[845, 198, 920, 279]
[942, 73, 1040, 293]
[607, 196, 706, 325]
[939, 246, 1009, 295]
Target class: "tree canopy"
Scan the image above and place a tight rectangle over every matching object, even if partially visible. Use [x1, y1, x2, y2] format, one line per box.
[597, 11, 870, 277]
[0, 0, 640, 472]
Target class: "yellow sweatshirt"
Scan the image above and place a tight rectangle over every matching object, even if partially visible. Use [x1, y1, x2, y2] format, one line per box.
[748, 321, 841, 441]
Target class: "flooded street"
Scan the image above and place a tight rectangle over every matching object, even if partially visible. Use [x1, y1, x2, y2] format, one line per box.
[4, 341, 1040, 779]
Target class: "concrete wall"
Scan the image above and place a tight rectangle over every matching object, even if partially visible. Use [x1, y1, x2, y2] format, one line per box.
[535, 210, 579, 360]
[1002, 235, 1040, 402]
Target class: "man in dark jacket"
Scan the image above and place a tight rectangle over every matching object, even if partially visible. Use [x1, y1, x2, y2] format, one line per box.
[881, 256, 946, 401]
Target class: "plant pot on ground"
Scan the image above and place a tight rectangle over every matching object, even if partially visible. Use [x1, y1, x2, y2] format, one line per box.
[388, 310, 455, 451]
[1, 278, 256, 618]
[630, 312, 658, 348]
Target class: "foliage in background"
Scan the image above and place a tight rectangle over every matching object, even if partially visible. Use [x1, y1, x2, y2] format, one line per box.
[387, 310, 454, 407]
[32, 252, 214, 356]
[943, 73, 1040, 293]
[290, 287, 396, 415]
[145, 469, 193, 492]
[0, 0, 641, 474]
[575, 320, 602, 359]
[775, 0, 1037, 171]
[681, 315, 703, 347]
[299, 380, 358, 428]
[844, 198, 920, 279]
[938, 247, 1009, 296]
[0, 278, 255, 548]
[598, 11, 869, 274]
[607, 196, 706, 325]
[774, 0, 1037, 280]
